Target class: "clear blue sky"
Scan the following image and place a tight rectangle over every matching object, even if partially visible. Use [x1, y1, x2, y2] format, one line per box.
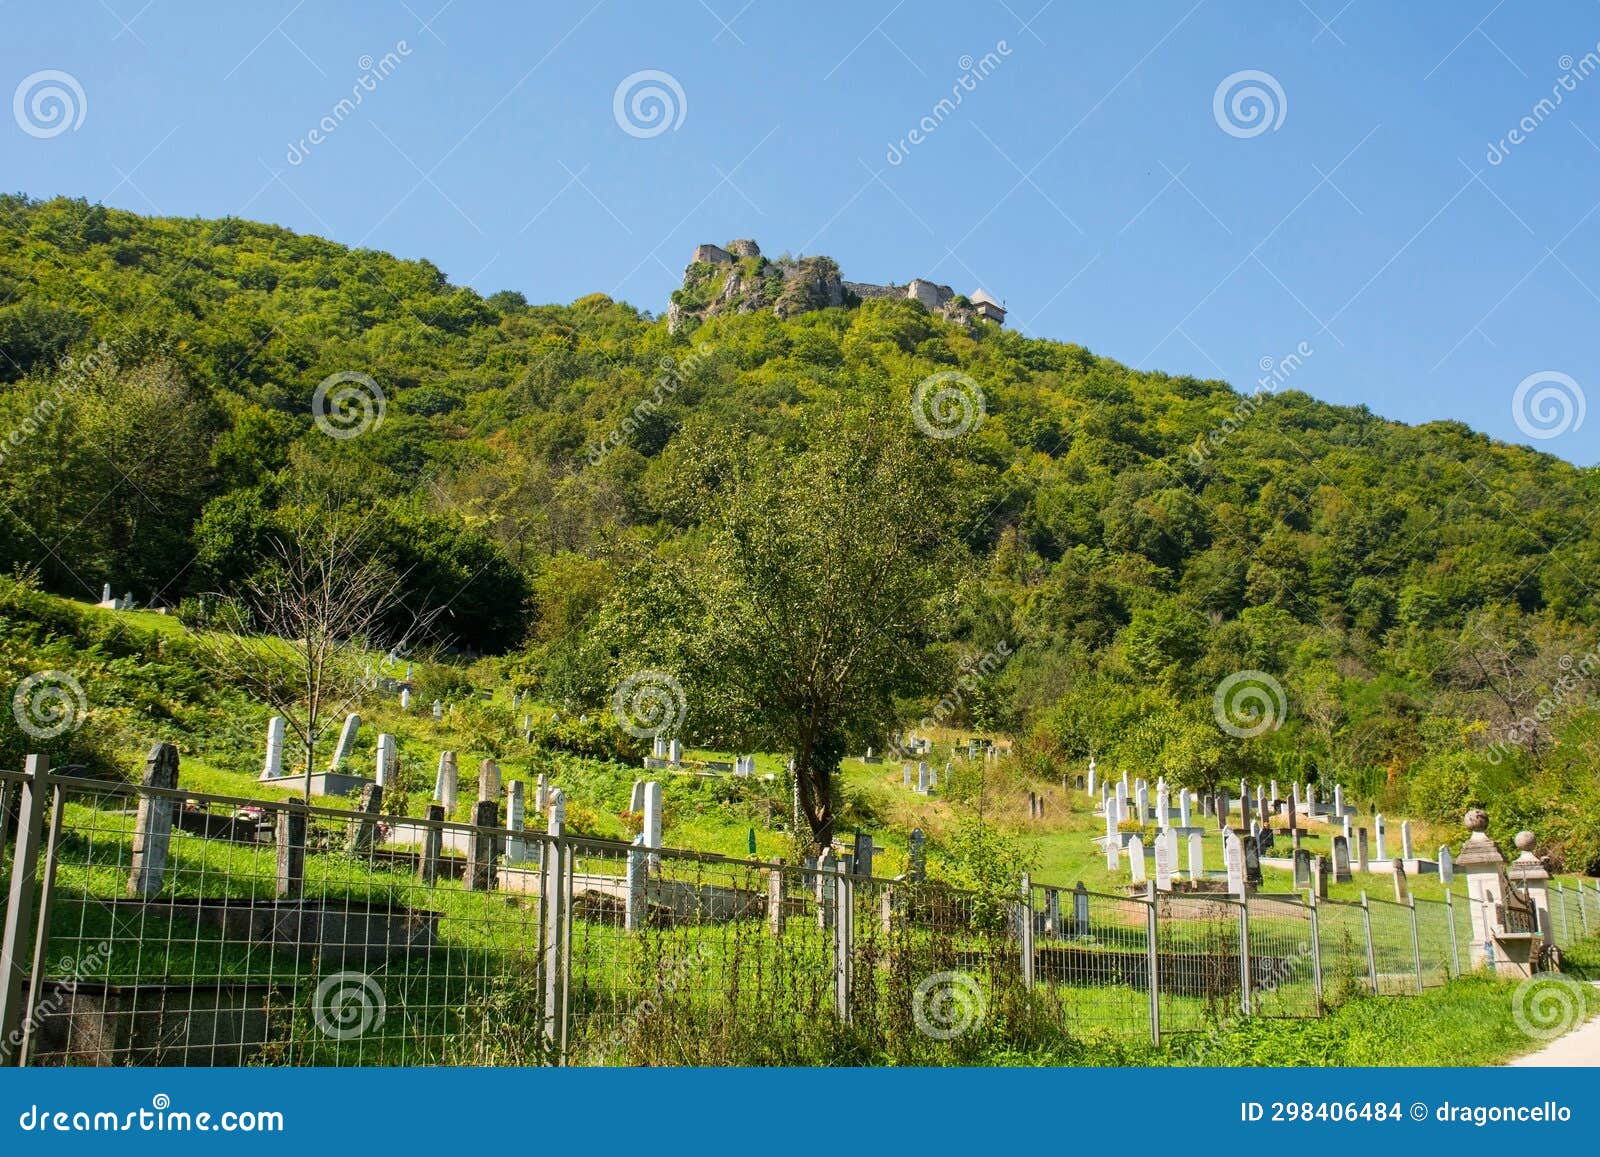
[5, 1, 1600, 461]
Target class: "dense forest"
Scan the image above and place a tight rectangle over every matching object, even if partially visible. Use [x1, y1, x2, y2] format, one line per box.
[2, 194, 1597, 867]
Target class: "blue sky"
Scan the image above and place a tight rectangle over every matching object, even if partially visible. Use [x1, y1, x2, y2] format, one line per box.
[4, 1, 1600, 462]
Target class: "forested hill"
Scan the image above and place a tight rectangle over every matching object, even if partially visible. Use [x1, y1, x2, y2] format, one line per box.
[2, 194, 1597, 868]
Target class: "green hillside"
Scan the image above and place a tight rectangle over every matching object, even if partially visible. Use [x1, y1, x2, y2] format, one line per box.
[2, 195, 1598, 869]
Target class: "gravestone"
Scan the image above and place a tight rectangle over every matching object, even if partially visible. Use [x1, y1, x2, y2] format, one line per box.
[1243, 836, 1262, 890]
[917, 762, 928, 793]
[1285, 791, 1297, 833]
[375, 732, 395, 787]
[1086, 763, 1097, 795]
[642, 780, 663, 869]
[1374, 814, 1387, 861]
[908, 828, 927, 883]
[1343, 815, 1353, 845]
[1072, 881, 1091, 937]
[1104, 832, 1119, 871]
[546, 789, 566, 836]
[1255, 787, 1268, 828]
[903, 763, 911, 787]
[434, 751, 456, 806]
[1135, 784, 1149, 821]
[536, 772, 549, 813]
[262, 716, 285, 779]
[668, 739, 682, 764]
[852, 832, 876, 879]
[418, 804, 445, 886]
[1179, 790, 1192, 828]
[1270, 779, 1279, 805]
[1315, 854, 1330, 899]
[1401, 820, 1413, 861]
[931, 764, 941, 789]
[1224, 834, 1245, 896]
[400, 688, 411, 711]
[629, 780, 646, 812]
[1293, 848, 1312, 889]
[1104, 806, 1117, 843]
[347, 783, 384, 853]
[1392, 859, 1409, 903]
[466, 799, 498, 892]
[1115, 780, 1128, 817]
[1331, 834, 1352, 883]
[653, 735, 667, 759]
[1357, 827, 1369, 872]
[1333, 784, 1344, 818]
[506, 780, 527, 863]
[1156, 782, 1170, 824]
[1188, 831, 1205, 880]
[478, 758, 501, 803]
[432, 700, 442, 721]
[1128, 836, 1147, 884]
[1240, 790, 1253, 832]
[330, 712, 360, 770]
[1257, 824, 1274, 852]
[816, 849, 836, 930]
[1306, 785, 1318, 816]
[1438, 846, 1454, 884]
[1215, 791, 1229, 831]
[1154, 832, 1174, 891]
[128, 742, 181, 898]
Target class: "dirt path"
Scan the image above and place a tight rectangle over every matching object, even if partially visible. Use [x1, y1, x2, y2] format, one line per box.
[1505, 982, 1600, 1066]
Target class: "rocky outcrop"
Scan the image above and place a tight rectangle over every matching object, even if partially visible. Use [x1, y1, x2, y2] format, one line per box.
[666, 240, 1004, 332]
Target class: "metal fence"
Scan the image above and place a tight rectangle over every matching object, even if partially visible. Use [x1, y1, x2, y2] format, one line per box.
[2, 757, 1598, 1066]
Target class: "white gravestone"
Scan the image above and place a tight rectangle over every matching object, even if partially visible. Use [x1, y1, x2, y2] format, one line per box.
[642, 781, 663, 869]
[1374, 814, 1386, 861]
[375, 732, 395, 787]
[1224, 834, 1245, 896]
[1128, 836, 1146, 884]
[506, 781, 527, 863]
[330, 712, 360, 770]
[1437, 846, 1454, 884]
[262, 716, 285, 779]
[1154, 833, 1174, 891]
[1188, 831, 1205, 880]
[1401, 820, 1413, 861]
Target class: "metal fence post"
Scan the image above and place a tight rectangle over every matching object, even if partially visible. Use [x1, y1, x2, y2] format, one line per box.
[1580, 882, 1591, 937]
[1307, 890, 1324, 1014]
[0, 755, 49, 1063]
[541, 833, 568, 1058]
[834, 863, 852, 1023]
[1360, 891, 1378, 994]
[18, 783, 65, 1066]
[1019, 873, 1035, 989]
[1407, 895, 1423, 993]
[1238, 898, 1252, 1015]
[1145, 881, 1160, 1045]
[1445, 890, 1460, 977]
[1555, 883, 1568, 945]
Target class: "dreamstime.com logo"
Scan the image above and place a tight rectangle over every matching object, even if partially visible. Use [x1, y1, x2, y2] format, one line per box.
[11, 670, 88, 740]
[1212, 69, 1286, 139]
[611, 669, 689, 739]
[913, 971, 986, 1040]
[613, 70, 686, 138]
[1511, 370, 1584, 440]
[312, 971, 387, 1040]
[1511, 973, 1586, 1041]
[911, 371, 986, 439]
[312, 370, 387, 440]
[17, 1094, 284, 1133]
[13, 69, 87, 138]
[1212, 669, 1287, 739]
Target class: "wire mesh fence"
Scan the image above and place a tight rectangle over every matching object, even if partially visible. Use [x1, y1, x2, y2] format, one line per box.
[2, 758, 1598, 1068]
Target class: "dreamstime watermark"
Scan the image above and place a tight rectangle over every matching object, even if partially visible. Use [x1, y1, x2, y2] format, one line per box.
[885, 41, 1013, 166]
[285, 42, 412, 165]
[1212, 69, 1286, 139]
[12, 69, 86, 138]
[613, 69, 686, 138]
[584, 341, 714, 467]
[582, 942, 714, 1062]
[1185, 939, 1312, 1062]
[11, 670, 89, 740]
[1, 941, 111, 1062]
[1188, 341, 1311, 465]
[1510, 972, 1586, 1041]
[0, 339, 116, 471]
[1212, 670, 1287, 739]
[1484, 643, 1600, 764]
[888, 640, 1013, 763]
[1511, 370, 1584, 440]
[912, 970, 987, 1039]
[16, 1094, 284, 1133]
[911, 370, 986, 439]
[311, 971, 386, 1040]
[1487, 46, 1600, 165]
[611, 669, 688, 739]
[312, 370, 386, 439]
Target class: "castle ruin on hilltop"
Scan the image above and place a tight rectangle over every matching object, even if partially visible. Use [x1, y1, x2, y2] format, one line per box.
[666, 240, 1006, 332]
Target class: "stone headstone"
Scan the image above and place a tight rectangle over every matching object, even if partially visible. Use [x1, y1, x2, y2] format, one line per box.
[1086, 764, 1097, 795]
[852, 831, 876, 879]
[478, 757, 501, 802]
[1438, 846, 1454, 884]
[1356, 827, 1369, 873]
[1188, 831, 1205, 880]
[432, 700, 442, 721]
[466, 799, 498, 891]
[668, 739, 682, 764]
[1115, 780, 1128, 816]
[1071, 881, 1090, 937]
[1293, 848, 1312, 889]
[547, 788, 566, 836]
[1392, 859, 1409, 903]
[1128, 836, 1147, 884]
[434, 751, 458, 808]
[128, 742, 181, 898]
[375, 732, 395, 787]
[400, 688, 412, 711]
[653, 735, 667, 759]
[903, 762, 911, 786]
[506, 780, 527, 863]
[1215, 791, 1229, 831]
[1374, 813, 1386, 862]
[1243, 836, 1262, 890]
[1331, 834, 1352, 883]
[917, 762, 929, 793]
[262, 715, 285, 779]
[1224, 835, 1245, 896]
[1240, 790, 1253, 832]
[908, 828, 927, 882]
[1179, 789, 1192, 828]
[1315, 853, 1330, 899]
[629, 779, 646, 812]
[330, 712, 360, 770]
[1135, 784, 1150, 821]
[642, 780, 663, 868]
[535, 772, 549, 812]
[1156, 782, 1170, 823]
[1401, 820, 1413, 861]
[1104, 832, 1119, 871]
[1154, 832, 1174, 891]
